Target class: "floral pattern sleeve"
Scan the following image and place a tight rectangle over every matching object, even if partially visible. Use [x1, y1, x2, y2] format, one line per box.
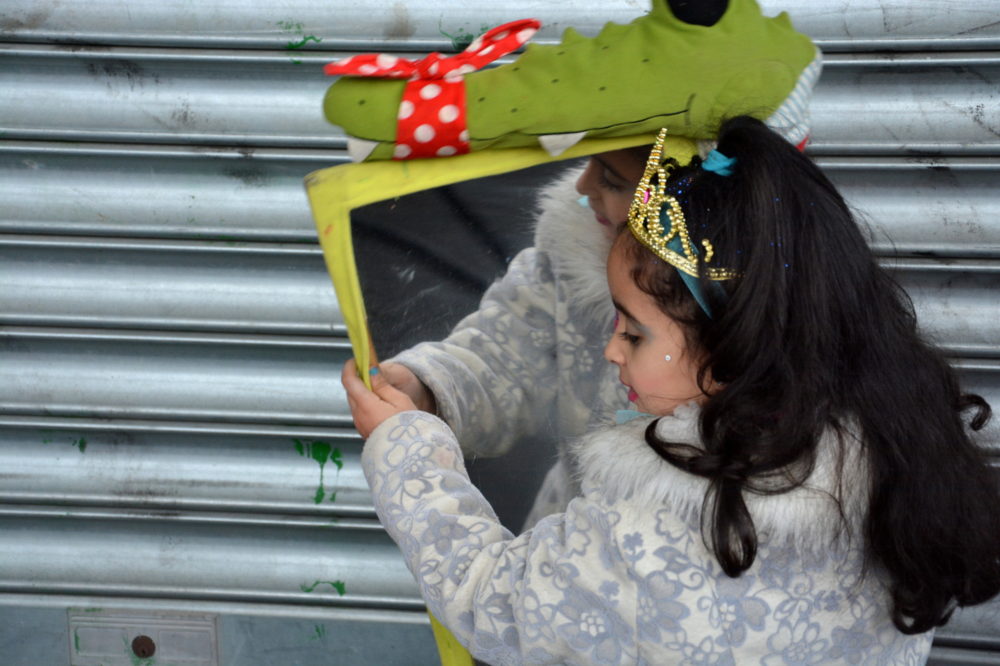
[391, 248, 561, 458]
[363, 410, 936, 665]
[362, 411, 639, 665]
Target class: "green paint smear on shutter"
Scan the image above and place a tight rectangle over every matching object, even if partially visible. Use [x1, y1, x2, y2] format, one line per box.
[277, 19, 322, 51]
[285, 35, 322, 50]
[300, 580, 346, 596]
[438, 21, 492, 51]
[293, 439, 343, 504]
[40, 433, 87, 453]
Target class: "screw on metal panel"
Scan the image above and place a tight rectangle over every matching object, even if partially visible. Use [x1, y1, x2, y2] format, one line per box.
[131, 635, 156, 658]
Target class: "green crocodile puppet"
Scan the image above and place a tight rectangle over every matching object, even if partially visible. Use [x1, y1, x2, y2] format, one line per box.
[323, 0, 818, 162]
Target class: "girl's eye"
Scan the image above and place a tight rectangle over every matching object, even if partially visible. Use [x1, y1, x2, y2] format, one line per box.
[619, 331, 640, 345]
[599, 169, 625, 192]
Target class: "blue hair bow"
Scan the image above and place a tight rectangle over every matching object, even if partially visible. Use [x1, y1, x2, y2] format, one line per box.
[701, 149, 736, 176]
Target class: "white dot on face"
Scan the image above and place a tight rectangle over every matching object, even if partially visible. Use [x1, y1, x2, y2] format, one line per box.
[493, 30, 509, 41]
[398, 100, 414, 119]
[438, 105, 459, 123]
[428, 62, 439, 75]
[337, 56, 353, 66]
[393, 144, 412, 158]
[516, 28, 536, 43]
[459, 129, 470, 143]
[437, 146, 457, 156]
[467, 37, 483, 52]
[414, 124, 435, 143]
[457, 64, 476, 75]
[376, 54, 398, 69]
[358, 64, 377, 75]
[420, 83, 441, 99]
[479, 45, 494, 56]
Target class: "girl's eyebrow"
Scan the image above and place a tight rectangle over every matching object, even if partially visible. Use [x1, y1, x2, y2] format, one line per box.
[593, 155, 627, 183]
[612, 298, 651, 334]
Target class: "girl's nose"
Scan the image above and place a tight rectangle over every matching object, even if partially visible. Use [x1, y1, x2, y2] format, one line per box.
[604, 332, 623, 365]
[575, 159, 600, 197]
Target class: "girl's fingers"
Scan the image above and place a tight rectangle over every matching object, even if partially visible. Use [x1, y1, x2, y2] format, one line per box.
[341, 358, 359, 390]
[370, 368, 418, 410]
[341, 360, 380, 405]
[343, 359, 412, 408]
[342, 361, 417, 439]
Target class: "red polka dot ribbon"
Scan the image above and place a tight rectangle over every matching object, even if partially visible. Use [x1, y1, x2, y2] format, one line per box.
[325, 19, 541, 160]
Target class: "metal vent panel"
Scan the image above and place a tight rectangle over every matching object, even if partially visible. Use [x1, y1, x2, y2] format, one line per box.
[0, 511, 423, 609]
[1, 0, 998, 50]
[0, 422, 372, 516]
[2, 49, 999, 154]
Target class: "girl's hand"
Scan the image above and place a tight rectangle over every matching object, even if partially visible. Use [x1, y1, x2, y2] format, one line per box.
[341, 359, 418, 438]
[379, 361, 438, 414]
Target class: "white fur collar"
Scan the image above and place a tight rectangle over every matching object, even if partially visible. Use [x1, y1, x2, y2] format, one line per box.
[573, 404, 870, 551]
[533, 166, 615, 325]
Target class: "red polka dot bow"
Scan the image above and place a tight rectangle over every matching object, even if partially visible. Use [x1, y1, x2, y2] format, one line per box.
[325, 19, 541, 160]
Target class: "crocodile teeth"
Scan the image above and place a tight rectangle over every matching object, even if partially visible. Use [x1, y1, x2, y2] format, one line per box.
[538, 131, 587, 157]
[346, 137, 379, 162]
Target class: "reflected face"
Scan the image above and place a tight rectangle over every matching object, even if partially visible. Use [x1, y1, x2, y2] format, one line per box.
[575, 149, 648, 240]
[604, 242, 709, 416]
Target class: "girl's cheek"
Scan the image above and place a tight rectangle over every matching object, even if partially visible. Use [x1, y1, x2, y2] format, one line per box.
[609, 193, 633, 224]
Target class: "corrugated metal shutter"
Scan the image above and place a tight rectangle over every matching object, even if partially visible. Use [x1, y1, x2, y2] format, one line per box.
[1, 1, 998, 663]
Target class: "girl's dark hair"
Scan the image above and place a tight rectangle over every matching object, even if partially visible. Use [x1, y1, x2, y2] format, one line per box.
[619, 115, 1000, 634]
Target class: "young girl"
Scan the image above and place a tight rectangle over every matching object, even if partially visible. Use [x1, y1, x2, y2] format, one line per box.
[342, 116, 1000, 664]
[376, 0, 823, 532]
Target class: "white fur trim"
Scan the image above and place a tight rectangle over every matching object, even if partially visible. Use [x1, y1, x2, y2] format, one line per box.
[573, 404, 870, 554]
[533, 166, 615, 325]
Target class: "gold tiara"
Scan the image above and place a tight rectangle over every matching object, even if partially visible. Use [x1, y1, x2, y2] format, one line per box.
[626, 129, 738, 280]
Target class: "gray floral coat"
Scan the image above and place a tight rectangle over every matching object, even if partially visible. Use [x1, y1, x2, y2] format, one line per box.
[393, 166, 624, 529]
[392, 51, 823, 531]
[362, 403, 932, 665]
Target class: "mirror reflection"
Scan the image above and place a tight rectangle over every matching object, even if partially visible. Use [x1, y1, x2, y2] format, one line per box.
[353, 160, 573, 357]
[351, 160, 576, 528]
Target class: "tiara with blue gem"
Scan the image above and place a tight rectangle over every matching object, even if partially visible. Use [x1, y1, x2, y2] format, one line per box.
[627, 129, 739, 282]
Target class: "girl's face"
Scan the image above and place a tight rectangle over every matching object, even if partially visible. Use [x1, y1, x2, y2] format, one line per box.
[575, 149, 647, 240]
[604, 243, 710, 416]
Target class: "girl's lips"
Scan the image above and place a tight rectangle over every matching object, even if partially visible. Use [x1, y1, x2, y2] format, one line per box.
[628, 388, 638, 403]
[594, 211, 612, 227]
